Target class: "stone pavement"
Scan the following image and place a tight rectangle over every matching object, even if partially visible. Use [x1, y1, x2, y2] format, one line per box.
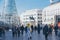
[0, 30, 60, 40]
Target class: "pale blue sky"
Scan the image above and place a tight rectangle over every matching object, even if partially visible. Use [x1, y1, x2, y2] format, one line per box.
[0, 0, 53, 14]
[16, 0, 50, 14]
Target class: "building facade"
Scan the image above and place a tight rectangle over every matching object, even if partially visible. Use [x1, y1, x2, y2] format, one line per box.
[42, 2, 60, 26]
[20, 9, 42, 27]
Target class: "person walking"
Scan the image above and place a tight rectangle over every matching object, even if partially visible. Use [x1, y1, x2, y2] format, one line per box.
[37, 24, 41, 34]
[0, 27, 3, 37]
[31, 25, 33, 32]
[27, 23, 32, 40]
[25, 26, 27, 33]
[48, 25, 52, 35]
[43, 24, 49, 40]
[54, 25, 58, 36]
[17, 27, 20, 37]
[12, 26, 17, 37]
[34, 26, 37, 31]
[57, 28, 60, 37]
[20, 25, 24, 35]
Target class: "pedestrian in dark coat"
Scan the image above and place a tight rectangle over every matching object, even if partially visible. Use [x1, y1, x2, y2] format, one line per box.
[20, 25, 24, 35]
[25, 26, 27, 33]
[17, 27, 20, 37]
[0, 27, 3, 37]
[48, 26, 52, 34]
[12, 27, 14, 37]
[2, 28, 5, 36]
[31, 25, 33, 33]
[57, 28, 60, 37]
[12, 26, 17, 37]
[37, 24, 41, 34]
[34, 26, 37, 31]
[54, 25, 58, 36]
[43, 24, 49, 40]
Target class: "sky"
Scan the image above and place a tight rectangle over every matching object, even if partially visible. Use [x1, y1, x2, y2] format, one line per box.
[0, 0, 52, 14]
[16, 0, 50, 14]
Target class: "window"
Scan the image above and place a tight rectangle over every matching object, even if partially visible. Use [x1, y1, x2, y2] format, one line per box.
[41, 23, 42, 24]
[38, 17, 42, 19]
[40, 20, 42, 22]
[38, 20, 42, 22]
[44, 18, 46, 22]
[38, 14, 42, 15]
[51, 18, 53, 20]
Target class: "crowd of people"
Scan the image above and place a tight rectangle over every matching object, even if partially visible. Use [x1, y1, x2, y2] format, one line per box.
[11, 24, 42, 40]
[0, 24, 60, 40]
[42, 24, 60, 40]
[11, 24, 60, 40]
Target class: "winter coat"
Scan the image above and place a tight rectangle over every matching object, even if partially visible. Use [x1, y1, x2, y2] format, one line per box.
[43, 25, 49, 35]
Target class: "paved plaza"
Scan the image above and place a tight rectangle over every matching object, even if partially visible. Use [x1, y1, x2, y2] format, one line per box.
[0, 30, 60, 40]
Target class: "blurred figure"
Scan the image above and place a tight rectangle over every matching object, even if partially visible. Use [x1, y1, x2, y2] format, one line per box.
[54, 25, 58, 36]
[0, 27, 3, 37]
[25, 26, 27, 33]
[12, 26, 17, 37]
[37, 24, 41, 34]
[27, 23, 32, 40]
[2, 28, 5, 36]
[0, 27, 5, 38]
[31, 25, 33, 33]
[43, 24, 49, 40]
[5, 27, 9, 31]
[20, 25, 24, 35]
[17, 27, 20, 37]
[57, 28, 60, 37]
[48, 25, 53, 35]
[34, 26, 37, 31]
[57, 24, 60, 37]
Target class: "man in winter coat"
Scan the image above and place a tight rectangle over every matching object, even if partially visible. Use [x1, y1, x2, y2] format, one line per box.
[48, 26, 52, 34]
[54, 25, 58, 36]
[37, 24, 41, 34]
[20, 25, 24, 35]
[25, 26, 28, 33]
[43, 24, 49, 40]
[17, 27, 20, 37]
[31, 25, 33, 33]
